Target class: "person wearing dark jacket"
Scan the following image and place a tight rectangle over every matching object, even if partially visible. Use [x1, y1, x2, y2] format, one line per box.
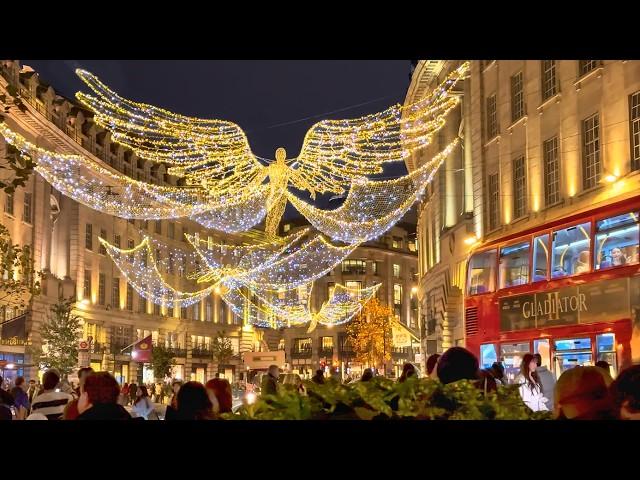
[76, 372, 132, 420]
[261, 365, 280, 396]
[311, 370, 325, 384]
[164, 380, 183, 420]
[10, 377, 29, 419]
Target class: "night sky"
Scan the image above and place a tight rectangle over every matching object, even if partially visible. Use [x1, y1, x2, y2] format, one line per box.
[23, 60, 415, 224]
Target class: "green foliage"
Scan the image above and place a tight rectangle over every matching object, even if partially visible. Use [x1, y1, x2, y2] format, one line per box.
[0, 136, 35, 195]
[34, 298, 82, 377]
[211, 330, 234, 367]
[0, 224, 40, 309]
[227, 376, 554, 421]
[150, 344, 176, 381]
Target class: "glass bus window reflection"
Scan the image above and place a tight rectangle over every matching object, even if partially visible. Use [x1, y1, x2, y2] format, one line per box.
[499, 241, 530, 289]
[467, 249, 497, 295]
[532, 234, 550, 282]
[480, 344, 498, 369]
[594, 211, 639, 270]
[551, 222, 591, 278]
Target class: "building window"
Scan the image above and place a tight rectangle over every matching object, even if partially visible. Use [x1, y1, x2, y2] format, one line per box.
[510, 71, 524, 123]
[582, 113, 601, 190]
[85, 224, 93, 250]
[630, 91, 640, 172]
[486, 94, 498, 140]
[126, 283, 134, 311]
[393, 264, 401, 278]
[541, 60, 557, 101]
[154, 302, 161, 316]
[488, 173, 500, 231]
[341, 259, 367, 275]
[4, 192, 14, 215]
[99, 229, 107, 254]
[579, 60, 598, 77]
[543, 136, 560, 206]
[22, 192, 32, 223]
[168, 222, 175, 240]
[393, 284, 403, 320]
[206, 297, 212, 322]
[167, 305, 174, 318]
[155, 220, 162, 234]
[113, 234, 121, 249]
[345, 281, 362, 298]
[112, 278, 120, 308]
[321, 336, 333, 350]
[182, 227, 187, 242]
[138, 288, 147, 314]
[513, 155, 527, 219]
[98, 273, 106, 305]
[181, 307, 188, 319]
[128, 239, 135, 263]
[293, 338, 312, 354]
[193, 303, 200, 321]
[371, 261, 379, 276]
[84, 270, 91, 300]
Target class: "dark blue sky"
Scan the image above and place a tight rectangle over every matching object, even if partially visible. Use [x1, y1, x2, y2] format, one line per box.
[23, 60, 415, 224]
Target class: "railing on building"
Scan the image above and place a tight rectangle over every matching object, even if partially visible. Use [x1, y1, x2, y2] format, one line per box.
[191, 347, 213, 358]
[318, 347, 334, 358]
[290, 347, 313, 359]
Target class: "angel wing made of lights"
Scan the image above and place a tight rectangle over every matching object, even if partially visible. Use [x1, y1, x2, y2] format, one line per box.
[72, 62, 469, 236]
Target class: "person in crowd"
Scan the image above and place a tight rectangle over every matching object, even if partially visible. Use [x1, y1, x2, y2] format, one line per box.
[0, 405, 12, 420]
[436, 347, 478, 385]
[515, 353, 548, 412]
[149, 382, 156, 402]
[10, 376, 29, 419]
[329, 366, 340, 382]
[175, 381, 215, 420]
[76, 372, 132, 420]
[27, 379, 38, 405]
[0, 376, 14, 408]
[360, 368, 374, 382]
[533, 354, 556, 410]
[26, 412, 48, 420]
[30, 369, 73, 420]
[488, 362, 506, 386]
[119, 382, 129, 405]
[164, 380, 183, 420]
[611, 247, 627, 266]
[131, 385, 155, 420]
[609, 364, 640, 420]
[311, 369, 325, 384]
[552, 265, 566, 278]
[426, 354, 441, 380]
[477, 368, 498, 394]
[398, 363, 417, 383]
[261, 365, 280, 396]
[554, 366, 615, 420]
[128, 382, 137, 406]
[574, 251, 590, 274]
[205, 378, 233, 417]
[62, 367, 95, 420]
[595, 360, 611, 372]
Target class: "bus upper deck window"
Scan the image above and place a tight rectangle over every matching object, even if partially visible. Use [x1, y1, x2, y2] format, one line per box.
[499, 241, 530, 289]
[467, 249, 497, 295]
[594, 211, 639, 270]
[532, 234, 550, 282]
[551, 222, 591, 278]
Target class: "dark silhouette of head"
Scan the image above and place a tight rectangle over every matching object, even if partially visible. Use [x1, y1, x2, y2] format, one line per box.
[177, 381, 214, 420]
[436, 347, 479, 384]
[399, 363, 417, 383]
[490, 362, 505, 380]
[42, 369, 61, 391]
[595, 360, 610, 371]
[609, 364, 640, 420]
[361, 368, 374, 382]
[84, 372, 120, 405]
[533, 353, 542, 367]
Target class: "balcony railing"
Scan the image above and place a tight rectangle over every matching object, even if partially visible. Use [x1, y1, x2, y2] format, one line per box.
[191, 347, 213, 358]
[290, 348, 313, 359]
[318, 347, 334, 358]
[167, 346, 187, 357]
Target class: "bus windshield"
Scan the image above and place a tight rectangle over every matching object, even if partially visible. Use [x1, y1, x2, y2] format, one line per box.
[467, 249, 497, 295]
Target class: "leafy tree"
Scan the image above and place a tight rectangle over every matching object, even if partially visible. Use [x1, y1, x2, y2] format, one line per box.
[0, 224, 40, 310]
[150, 344, 176, 382]
[34, 298, 82, 378]
[345, 298, 393, 370]
[212, 330, 234, 372]
[0, 130, 35, 195]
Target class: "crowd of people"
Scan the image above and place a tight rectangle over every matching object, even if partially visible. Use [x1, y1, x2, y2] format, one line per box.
[2, 347, 639, 420]
[0, 368, 234, 421]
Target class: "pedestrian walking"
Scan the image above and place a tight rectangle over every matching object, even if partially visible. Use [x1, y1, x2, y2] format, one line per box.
[515, 353, 549, 412]
[131, 385, 156, 419]
[128, 383, 137, 406]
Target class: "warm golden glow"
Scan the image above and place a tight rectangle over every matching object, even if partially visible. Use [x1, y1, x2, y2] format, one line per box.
[464, 235, 478, 245]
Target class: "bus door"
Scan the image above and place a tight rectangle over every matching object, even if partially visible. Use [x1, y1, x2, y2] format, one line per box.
[500, 342, 531, 384]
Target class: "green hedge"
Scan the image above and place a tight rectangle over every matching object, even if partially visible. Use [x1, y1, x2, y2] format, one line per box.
[223, 377, 553, 420]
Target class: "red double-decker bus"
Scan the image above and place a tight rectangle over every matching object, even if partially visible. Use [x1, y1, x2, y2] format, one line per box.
[464, 195, 640, 383]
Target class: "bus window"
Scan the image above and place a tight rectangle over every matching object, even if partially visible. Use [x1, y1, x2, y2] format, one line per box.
[551, 222, 591, 278]
[467, 249, 497, 295]
[532, 234, 550, 282]
[594, 211, 639, 270]
[533, 339, 551, 369]
[480, 344, 498, 369]
[500, 342, 530, 384]
[596, 333, 617, 377]
[499, 241, 530, 289]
